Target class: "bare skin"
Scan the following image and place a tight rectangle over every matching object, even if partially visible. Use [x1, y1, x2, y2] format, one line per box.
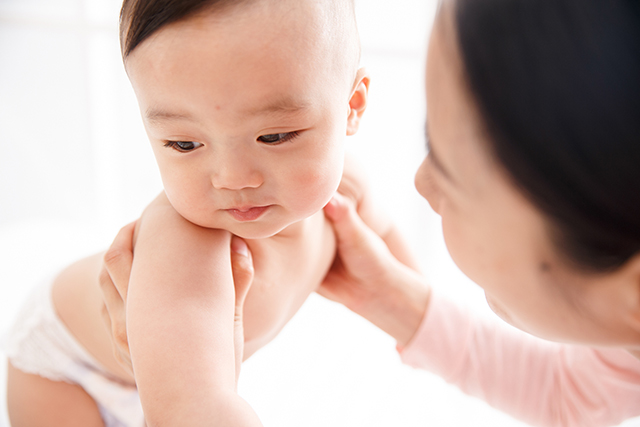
[7, 0, 372, 424]
[97, 3, 640, 426]
[6, 234, 256, 427]
[7, 159, 415, 427]
[6, 362, 104, 427]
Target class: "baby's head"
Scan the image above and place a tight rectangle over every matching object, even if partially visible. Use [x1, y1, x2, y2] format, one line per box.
[120, 0, 368, 239]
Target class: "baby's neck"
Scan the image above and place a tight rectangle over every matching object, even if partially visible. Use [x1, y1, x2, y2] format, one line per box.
[244, 210, 325, 247]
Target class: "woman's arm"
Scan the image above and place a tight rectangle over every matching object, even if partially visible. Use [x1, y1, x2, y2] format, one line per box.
[401, 290, 640, 427]
[125, 195, 261, 426]
[321, 193, 640, 427]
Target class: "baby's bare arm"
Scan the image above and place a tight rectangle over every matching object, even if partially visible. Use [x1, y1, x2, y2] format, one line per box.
[127, 194, 262, 426]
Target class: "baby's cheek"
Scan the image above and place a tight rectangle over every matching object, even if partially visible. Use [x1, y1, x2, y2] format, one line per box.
[293, 167, 341, 212]
[163, 185, 218, 228]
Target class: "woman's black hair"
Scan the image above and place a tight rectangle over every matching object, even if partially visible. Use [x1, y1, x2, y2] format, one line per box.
[454, 0, 640, 270]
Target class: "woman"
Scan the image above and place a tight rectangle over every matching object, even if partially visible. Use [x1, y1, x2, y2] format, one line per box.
[100, 0, 640, 425]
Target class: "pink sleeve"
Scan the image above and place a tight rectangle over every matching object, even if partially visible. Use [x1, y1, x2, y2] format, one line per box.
[400, 291, 640, 427]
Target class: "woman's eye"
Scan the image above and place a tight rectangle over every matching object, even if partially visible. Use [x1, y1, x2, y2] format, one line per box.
[258, 132, 299, 145]
[164, 141, 203, 152]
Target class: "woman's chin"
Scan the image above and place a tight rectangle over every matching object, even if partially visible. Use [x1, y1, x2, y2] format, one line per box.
[485, 294, 516, 326]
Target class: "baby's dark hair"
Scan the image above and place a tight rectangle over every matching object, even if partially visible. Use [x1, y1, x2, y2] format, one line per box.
[120, 0, 245, 57]
[120, 0, 357, 59]
[453, 0, 640, 271]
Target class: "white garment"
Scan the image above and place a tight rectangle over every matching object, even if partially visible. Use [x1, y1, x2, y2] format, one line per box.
[1, 279, 144, 427]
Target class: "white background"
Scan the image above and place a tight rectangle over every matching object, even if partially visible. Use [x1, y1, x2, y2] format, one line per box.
[0, 1, 638, 426]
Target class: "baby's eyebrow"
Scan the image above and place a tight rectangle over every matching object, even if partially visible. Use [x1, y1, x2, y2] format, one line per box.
[145, 109, 193, 124]
[145, 98, 310, 124]
[247, 97, 311, 116]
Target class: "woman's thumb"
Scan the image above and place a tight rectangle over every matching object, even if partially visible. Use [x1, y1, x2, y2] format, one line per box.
[325, 191, 392, 260]
[324, 192, 369, 247]
[230, 236, 254, 305]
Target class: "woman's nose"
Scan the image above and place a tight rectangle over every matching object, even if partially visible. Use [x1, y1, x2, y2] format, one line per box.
[415, 157, 442, 214]
[210, 148, 263, 190]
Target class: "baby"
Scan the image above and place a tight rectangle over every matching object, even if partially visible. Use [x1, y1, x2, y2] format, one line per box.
[3, 0, 409, 426]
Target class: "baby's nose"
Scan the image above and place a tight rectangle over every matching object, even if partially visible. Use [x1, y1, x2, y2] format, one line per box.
[210, 148, 263, 190]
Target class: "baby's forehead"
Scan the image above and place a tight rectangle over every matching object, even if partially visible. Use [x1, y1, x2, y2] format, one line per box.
[245, 0, 360, 75]
[186, 0, 359, 75]
[123, 2, 360, 79]
[227, 0, 357, 43]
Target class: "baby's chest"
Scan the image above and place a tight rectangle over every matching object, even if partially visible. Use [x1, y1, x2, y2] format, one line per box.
[249, 243, 322, 304]
[240, 221, 336, 352]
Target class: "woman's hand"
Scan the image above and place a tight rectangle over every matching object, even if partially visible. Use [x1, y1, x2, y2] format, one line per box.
[229, 236, 254, 385]
[98, 222, 255, 382]
[99, 222, 136, 377]
[321, 192, 432, 348]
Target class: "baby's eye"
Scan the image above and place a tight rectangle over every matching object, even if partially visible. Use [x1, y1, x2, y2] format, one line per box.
[257, 132, 299, 145]
[164, 141, 203, 152]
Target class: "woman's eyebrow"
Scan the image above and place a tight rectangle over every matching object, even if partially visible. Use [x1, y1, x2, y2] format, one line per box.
[424, 123, 455, 183]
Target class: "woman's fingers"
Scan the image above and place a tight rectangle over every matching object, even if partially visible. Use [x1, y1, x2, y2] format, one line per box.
[323, 192, 361, 243]
[325, 192, 391, 266]
[102, 221, 137, 301]
[99, 264, 124, 320]
[99, 265, 134, 375]
[98, 221, 137, 376]
[230, 236, 254, 306]
[323, 192, 431, 344]
[230, 236, 254, 385]
[320, 191, 399, 312]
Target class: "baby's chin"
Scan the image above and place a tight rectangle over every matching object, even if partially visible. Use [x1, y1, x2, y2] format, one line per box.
[227, 224, 288, 240]
[176, 204, 318, 240]
[227, 214, 320, 240]
[186, 216, 297, 240]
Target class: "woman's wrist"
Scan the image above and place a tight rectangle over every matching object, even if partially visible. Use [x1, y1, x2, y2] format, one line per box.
[355, 262, 431, 348]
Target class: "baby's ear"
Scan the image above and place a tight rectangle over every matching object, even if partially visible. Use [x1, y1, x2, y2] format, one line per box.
[346, 68, 370, 136]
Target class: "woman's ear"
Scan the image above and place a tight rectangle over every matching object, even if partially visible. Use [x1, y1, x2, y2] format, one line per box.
[346, 68, 370, 136]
